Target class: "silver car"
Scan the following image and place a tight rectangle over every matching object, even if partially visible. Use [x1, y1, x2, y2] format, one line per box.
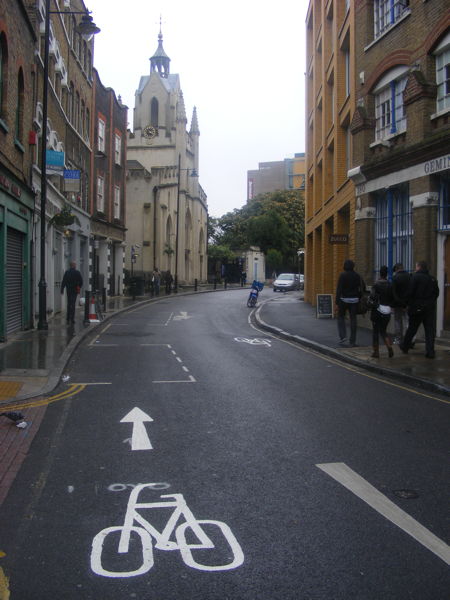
[272, 273, 300, 292]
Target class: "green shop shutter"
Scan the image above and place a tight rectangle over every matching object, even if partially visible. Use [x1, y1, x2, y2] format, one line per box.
[6, 227, 23, 334]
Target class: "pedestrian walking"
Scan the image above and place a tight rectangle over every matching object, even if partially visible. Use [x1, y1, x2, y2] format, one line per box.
[165, 271, 173, 295]
[335, 259, 366, 347]
[392, 262, 410, 344]
[61, 261, 83, 324]
[400, 261, 439, 358]
[369, 266, 394, 358]
[152, 268, 161, 296]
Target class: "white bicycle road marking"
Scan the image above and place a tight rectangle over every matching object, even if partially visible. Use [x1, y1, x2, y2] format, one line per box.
[107, 482, 170, 493]
[317, 462, 450, 566]
[234, 337, 272, 346]
[91, 485, 244, 578]
[173, 311, 193, 321]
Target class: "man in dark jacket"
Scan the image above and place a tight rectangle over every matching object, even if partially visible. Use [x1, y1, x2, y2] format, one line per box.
[392, 263, 411, 344]
[400, 261, 439, 358]
[61, 261, 83, 324]
[335, 259, 365, 347]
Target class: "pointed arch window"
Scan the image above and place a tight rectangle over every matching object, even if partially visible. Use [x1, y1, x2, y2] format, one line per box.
[15, 68, 24, 144]
[150, 97, 158, 127]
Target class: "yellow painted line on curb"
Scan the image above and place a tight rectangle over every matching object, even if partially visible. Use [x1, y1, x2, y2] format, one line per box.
[0, 567, 10, 600]
[250, 316, 450, 406]
[0, 384, 86, 412]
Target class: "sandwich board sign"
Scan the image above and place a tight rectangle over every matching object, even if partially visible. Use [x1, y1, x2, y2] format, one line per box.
[316, 294, 333, 318]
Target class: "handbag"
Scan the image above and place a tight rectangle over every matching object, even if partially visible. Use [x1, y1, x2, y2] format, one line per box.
[357, 292, 369, 315]
[367, 291, 380, 310]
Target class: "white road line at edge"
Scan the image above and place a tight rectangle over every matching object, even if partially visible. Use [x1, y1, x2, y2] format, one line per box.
[316, 462, 450, 566]
[152, 376, 196, 383]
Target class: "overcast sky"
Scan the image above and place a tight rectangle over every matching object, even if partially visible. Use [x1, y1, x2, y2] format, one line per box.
[91, 0, 308, 217]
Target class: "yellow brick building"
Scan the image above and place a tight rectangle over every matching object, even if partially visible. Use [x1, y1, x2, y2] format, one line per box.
[305, 0, 356, 305]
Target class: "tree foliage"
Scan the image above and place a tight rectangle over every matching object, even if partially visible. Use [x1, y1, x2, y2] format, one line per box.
[210, 189, 305, 273]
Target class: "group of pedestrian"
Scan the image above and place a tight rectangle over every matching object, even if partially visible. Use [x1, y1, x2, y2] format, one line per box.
[335, 260, 439, 359]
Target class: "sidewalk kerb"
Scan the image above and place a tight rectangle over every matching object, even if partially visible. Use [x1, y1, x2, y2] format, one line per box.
[253, 305, 450, 398]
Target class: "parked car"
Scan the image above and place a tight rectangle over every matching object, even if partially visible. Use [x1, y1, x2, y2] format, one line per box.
[272, 273, 301, 292]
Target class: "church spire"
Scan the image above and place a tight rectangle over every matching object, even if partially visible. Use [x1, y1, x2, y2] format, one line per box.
[176, 91, 187, 123]
[150, 19, 170, 78]
[190, 106, 200, 135]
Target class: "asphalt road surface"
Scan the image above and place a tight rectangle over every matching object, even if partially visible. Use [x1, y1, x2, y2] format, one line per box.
[1, 290, 449, 599]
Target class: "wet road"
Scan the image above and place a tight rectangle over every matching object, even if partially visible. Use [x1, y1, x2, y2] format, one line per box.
[1, 290, 449, 599]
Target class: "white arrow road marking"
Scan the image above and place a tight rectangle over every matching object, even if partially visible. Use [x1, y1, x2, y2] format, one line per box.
[317, 462, 450, 566]
[120, 408, 154, 450]
[173, 311, 192, 320]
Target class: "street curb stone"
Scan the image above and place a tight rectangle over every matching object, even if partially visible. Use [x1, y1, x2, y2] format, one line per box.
[253, 300, 450, 398]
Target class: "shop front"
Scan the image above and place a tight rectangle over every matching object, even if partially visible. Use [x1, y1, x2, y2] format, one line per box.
[0, 168, 34, 341]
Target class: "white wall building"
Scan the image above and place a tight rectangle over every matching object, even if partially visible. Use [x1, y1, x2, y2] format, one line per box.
[126, 29, 208, 287]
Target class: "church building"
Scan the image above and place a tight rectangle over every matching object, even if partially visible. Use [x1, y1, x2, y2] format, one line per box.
[126, 29, 208, 288]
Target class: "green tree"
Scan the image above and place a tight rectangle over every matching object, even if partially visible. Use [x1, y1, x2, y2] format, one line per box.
[210, 189, 305, 273]
[247, 209, 290, 254]
[266, 249, 283, 274]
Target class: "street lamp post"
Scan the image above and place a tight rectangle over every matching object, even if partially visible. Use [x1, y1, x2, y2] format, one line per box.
[174, 154, 198, 293]
[37, 0, 100, 329]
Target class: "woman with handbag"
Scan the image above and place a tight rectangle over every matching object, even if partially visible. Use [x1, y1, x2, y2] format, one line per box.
[369, 266, 394, 358]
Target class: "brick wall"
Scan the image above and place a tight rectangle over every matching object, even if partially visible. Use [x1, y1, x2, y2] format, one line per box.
[0, 0, 36, 185]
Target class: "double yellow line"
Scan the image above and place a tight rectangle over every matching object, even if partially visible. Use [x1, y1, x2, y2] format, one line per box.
[1, 383, 86, 412]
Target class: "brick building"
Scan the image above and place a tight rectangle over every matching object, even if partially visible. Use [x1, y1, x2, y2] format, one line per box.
[31, 0, 96, 319]
[91, 68, 127, 296]
[0, 0, 37, 339]
[305, 0, 356, 306]
[348, 0, 450, 337]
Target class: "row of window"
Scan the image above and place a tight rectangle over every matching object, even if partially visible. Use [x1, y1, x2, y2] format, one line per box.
[97, 117, 122, 165]
[0, 33, 26, 147]
[374, 0, 410, 39]
[96, 175, 121, 220]
[311, 34, 449, 147]
[374, 171, 450, 275]
[374, 32, 450, 141]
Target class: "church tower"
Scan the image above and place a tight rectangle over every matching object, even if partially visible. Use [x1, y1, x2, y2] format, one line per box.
[126, 28, 208, 287]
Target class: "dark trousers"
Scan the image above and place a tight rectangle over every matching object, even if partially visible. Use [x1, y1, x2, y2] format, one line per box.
[66, 291, 78, 322]
[403, 307, 436, 356]
[371, 311, 391, 346]
[337, 300, 358, 344]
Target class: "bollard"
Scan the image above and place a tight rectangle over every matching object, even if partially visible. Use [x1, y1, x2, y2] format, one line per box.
[84, 290, 90, 324]
[194, 278, 198, 292]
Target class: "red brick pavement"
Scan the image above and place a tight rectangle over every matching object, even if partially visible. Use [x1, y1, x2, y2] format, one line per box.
[0, 405, 47, 507]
